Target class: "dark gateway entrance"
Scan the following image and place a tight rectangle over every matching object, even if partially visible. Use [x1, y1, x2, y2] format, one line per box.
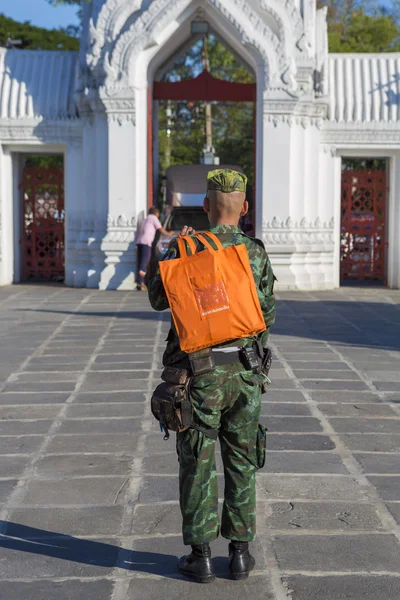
[341, 162, 388, 284]
[149, 66, 257, 229]
[21, 166, 65, 282]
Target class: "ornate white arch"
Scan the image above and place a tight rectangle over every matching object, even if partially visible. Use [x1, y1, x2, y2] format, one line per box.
[85, 0, 304, 95]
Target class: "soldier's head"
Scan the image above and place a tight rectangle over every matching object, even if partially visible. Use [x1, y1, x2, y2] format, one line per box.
[204, 169, 248, 226]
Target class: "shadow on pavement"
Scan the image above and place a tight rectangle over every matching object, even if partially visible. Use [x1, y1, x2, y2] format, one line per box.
[17, 300, 400, 351]
[0, 521, 230, 580]
[0, 521, 175, 576]
[274, 300, 400, 352]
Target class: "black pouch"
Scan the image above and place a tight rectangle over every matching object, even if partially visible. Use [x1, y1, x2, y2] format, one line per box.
[256, 423, 267, 469]
[189, 348, 215, 376]
[161, 366, 190, 386]
[151, 382, 193, 440]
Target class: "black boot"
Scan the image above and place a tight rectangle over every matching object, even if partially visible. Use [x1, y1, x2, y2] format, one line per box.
[178, 543, 216, 583]
[229, 541, 255, 581]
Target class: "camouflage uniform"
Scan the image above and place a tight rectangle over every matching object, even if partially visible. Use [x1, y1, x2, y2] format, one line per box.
[148, 169, 276, 546]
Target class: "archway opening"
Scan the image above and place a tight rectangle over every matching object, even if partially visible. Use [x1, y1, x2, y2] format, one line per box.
[149, 30, 256, 235]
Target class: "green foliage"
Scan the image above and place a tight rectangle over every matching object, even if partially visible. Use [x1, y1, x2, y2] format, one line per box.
[24, 155, 64, 168]
[0, 14, 79, 50]
[319, 1, 400, 52]
[158, 35, 255, 200]
[328, 10, 400, 52]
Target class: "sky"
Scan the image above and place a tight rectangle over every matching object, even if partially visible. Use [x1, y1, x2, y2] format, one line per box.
[0, 0, 80, 30]
[0, 0, 397, 31]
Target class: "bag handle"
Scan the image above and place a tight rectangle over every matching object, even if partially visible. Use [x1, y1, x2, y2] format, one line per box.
[196, 232, 224, 252]
[177, 235, 197, 259]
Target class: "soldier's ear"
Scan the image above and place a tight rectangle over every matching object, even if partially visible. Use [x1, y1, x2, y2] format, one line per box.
[240, 200, 249, 217]
[203, 196, 210, 213]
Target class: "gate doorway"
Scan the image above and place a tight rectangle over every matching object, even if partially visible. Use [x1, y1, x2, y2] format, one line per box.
[21, 160, 65, 282]
[340, 160, 388, 284]
[149, 31, 256, 233]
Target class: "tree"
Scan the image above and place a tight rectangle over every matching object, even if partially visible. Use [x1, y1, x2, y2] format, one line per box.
[318, 1, 400, 52]
[157, 35, 255, 195]
[0, 14, 79, 50]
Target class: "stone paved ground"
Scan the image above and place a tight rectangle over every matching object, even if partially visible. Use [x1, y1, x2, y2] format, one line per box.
[0, 285, 400, 600]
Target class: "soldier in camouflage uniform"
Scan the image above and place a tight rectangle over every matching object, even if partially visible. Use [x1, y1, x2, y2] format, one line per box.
[148, 169, 276, 583]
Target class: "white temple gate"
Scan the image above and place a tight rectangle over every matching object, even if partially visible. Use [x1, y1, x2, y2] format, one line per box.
[0, 0, 399, 290]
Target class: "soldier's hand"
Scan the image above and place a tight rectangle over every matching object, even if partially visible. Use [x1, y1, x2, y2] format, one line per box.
[180, 226, 196, 236]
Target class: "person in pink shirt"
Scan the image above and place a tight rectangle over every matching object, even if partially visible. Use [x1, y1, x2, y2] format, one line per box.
[136, 207, 172, 291]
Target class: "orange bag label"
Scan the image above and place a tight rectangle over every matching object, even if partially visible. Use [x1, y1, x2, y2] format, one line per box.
[194, 280, 230, 317]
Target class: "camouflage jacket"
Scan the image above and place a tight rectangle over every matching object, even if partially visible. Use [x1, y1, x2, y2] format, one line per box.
[148, 224, 276, 367]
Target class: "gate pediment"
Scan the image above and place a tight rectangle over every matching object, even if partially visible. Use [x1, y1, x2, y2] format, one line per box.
[81, 0, 325, 97]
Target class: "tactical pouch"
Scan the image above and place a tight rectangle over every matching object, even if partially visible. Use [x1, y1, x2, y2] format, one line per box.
[152, 366, 192, 440]
[189, 348, 215, 376]
[256, 423, 267, 469]
[161, 366, 190, 386]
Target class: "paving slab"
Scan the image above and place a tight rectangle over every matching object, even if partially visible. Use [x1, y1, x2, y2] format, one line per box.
[0, 479, 18, 503]
[66, 402, 145, 418]
[0, 456, 30, 477]
[257, 474, 365, 501]
[283, 575, 400, 600]
[267, 434, 335, 451]
[339, 434, 400, 453]
[309, 391, 382, 404]
[354, 453, 400, 474]
[35, 454, 133, 477]
[125, 573, 275, 600]
[264, 452, 348, 474]
[367, 476, 400, 501]
[330, 417, 400, 434]
[0, 420, 53, 435]
[46, 433, 139, 454]
[261, 403, 312, 416]
[318, 403, 398, 417]
[0, 535, 122, 577]
[57, 417, 143, 434]
[19, 477, 139, 506]
[0, 392, 70, 405]
[0, 405, 62, 419]
[273, 534, 400, 572]
[0, 435, 45, 454]
[266, 417, 323, 433]
[72, 391, 147, 403]
[264, 501, 385, 531]
[0, 581, 114, 600]
[6, 506, 125, 536]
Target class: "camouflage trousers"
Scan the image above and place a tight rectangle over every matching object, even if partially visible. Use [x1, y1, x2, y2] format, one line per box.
[176, 364, 266, 546]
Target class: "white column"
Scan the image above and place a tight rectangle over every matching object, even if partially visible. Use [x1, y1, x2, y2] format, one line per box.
[0, 147, 14, 286]
[97, 116, 137, 291]
[64, 141, 84, 287]
[261, 105, 334, 290]
[87, 113, 109, 288]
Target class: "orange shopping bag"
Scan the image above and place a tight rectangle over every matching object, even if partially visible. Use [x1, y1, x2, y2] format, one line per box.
[159, 231, 266, 353]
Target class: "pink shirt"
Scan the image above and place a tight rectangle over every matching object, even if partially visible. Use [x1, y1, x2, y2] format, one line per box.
[136, 214, 162, 247]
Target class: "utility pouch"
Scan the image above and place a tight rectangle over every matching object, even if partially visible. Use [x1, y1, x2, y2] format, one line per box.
[261, 348, 272, 377]
[151, 381, 193, 441]
[256, 423, 267, 469]
[189, 348, 215, 376]
[161, 366, 190, 386]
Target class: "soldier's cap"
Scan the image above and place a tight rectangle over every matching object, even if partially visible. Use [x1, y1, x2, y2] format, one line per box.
[207, 169, 247, 193]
